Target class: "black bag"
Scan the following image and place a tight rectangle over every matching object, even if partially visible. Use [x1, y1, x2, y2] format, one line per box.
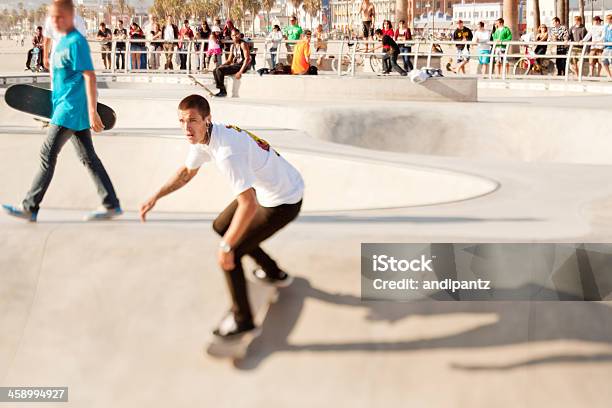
[307, 66, 318, 75]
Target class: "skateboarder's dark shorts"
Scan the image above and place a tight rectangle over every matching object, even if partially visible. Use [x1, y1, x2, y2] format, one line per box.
[212, 199, 302, 325]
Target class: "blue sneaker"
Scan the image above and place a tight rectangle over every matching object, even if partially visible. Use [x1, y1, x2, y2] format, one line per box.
[2, 204, 37, 222]
[83, 206, 123, 221]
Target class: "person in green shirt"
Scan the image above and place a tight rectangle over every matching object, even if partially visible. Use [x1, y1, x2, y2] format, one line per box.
[283, 16, 303, 64]
[491, 17, 512, 75]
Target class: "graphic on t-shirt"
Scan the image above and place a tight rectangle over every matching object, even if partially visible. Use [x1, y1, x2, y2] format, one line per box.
[226, 125, 280, 156]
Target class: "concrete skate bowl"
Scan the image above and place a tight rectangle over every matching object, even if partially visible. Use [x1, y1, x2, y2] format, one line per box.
[0, 91, 498, 212]
[301, 103, 612, 165]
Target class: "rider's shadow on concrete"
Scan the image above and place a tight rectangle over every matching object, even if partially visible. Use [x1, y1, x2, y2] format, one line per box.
[235, 277, 612, 370]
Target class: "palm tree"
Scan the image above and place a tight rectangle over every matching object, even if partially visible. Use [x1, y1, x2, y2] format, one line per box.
[303, 0, 321, 29]
[532, 0, 540, 30]
[261, 0, 273, 32]
[291, 0, 303, 20]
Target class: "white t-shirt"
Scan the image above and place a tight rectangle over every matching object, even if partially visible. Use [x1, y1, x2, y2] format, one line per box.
[211, 25, 221, 33]
[185, 124, 304, 207]
[474, 29, 491, 51]
[164, 24, 175, 41]
[584, 24, 605, 50]
[43, 13, 87, 53]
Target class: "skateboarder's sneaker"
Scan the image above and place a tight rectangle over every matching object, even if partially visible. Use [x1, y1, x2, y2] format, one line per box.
[2, 204, 37, 222]
[83, 206, 123, 221]
[212, 311, 261, 341]
[252, 268, 294, 288]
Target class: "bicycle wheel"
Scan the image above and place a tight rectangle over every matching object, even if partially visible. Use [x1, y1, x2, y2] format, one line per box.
[513, 57, 531, 76]
[369, 55, 382, 73]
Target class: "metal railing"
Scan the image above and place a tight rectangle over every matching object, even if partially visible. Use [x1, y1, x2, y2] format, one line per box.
[3, 38, 612, 82]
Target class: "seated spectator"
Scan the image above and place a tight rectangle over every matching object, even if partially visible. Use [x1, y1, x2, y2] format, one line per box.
[213, 28, 251, 97]
[291, 30, 312, 74]
[25, 26, 44, 71]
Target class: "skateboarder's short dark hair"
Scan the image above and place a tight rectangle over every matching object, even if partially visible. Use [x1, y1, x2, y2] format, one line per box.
[178, 94, 210, 119]
[53, 0, 75, 13]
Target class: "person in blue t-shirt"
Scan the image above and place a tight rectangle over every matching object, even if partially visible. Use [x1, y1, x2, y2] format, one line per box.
[603, 14, 612, 79]
[2, 0, 122, 222]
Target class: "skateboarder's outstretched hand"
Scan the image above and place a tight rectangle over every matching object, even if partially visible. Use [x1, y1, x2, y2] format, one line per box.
[140, 197, 157, 222]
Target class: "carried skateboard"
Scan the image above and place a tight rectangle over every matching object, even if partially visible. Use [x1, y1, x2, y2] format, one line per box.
[4, 84, 117, 130]
[206, 280, 279, 360]
[188, 74, 216, 97]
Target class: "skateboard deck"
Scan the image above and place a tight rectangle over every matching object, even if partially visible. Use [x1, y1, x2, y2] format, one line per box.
[188, 74, 216, 97]
[4, 84, 117, 130]
[206, 280, 279, 360]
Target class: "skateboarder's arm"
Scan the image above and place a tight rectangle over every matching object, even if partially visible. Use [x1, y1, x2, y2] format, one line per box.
[139, 165, 199, 222]
[82, 71, 104, 133]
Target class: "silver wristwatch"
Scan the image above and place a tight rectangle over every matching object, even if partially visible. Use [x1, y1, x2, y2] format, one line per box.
[219, 240, 232, 253]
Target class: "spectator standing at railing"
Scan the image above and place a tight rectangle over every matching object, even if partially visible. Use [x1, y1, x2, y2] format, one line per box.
[569, 16, 588, 76]
[144, 15, 158, 70]
[360, 0, 375, 52]
[211, 18, 222, 35]
[178, 20, 194, 70]
[447, 19, 472, 74]
[266, 25, 283, 68]
[222, 20, 236, 58]
[473, 21, 491, 75]
[583, 16, 604, 77]
[373, 28, 407, 76]
[206, 31, 222, 71]
[149, 23, 163, 70]
[380, 20, 395, 73]
[603, 14, 612, 79]
[163, 16, 179, 70]
[550, 17, 569, 76]
[195, 21, 211, 71]
[96, 23, 112, 70]
[283, 16, 303, 65]
[491, 18, 512, 75]
[129, 22, 146, 70]
[533, 24, 549, 70]
[395, 20, 413, 72]
[25, 26, 44, 71]
[315, 24, 328, 68]
[213, 28, 250, 97]
[113, 20, 127, 70]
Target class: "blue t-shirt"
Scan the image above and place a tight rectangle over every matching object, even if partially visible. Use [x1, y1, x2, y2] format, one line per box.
[51, 29, 94, 131]
[605, 24, 612, 49]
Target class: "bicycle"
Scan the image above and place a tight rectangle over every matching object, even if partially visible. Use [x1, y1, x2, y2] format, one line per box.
[330, 42, 383, 74]
[513, 44, 554, 76]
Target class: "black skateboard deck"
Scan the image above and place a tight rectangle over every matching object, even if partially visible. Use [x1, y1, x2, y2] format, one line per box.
[4, 84, 117, 130]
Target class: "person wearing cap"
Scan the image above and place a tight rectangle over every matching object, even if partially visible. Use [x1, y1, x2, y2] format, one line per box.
[583, 16, 605, 77]
[447, 20, 473, 74]
[139, 94, 304, 341]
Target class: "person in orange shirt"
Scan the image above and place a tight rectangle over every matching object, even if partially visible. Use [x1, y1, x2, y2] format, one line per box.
[291, 30, 312, 75]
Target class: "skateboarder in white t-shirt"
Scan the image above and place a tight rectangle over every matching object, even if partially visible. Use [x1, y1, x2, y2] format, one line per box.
[139, 94, 304, 340]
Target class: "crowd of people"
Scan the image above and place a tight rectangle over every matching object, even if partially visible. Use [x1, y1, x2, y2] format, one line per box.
[18, 1, 612, 81]
[444, 14, 612, 78]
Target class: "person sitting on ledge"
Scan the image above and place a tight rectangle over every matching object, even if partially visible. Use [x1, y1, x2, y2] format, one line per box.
[291, 30, 312, 75]
[212, 28, 250, 97]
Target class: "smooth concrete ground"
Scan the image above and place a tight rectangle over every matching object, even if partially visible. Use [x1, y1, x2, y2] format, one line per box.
[1, 81, 612, 407]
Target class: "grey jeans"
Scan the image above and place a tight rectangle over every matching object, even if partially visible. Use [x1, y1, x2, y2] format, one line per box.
[23, 125, 120, 213]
